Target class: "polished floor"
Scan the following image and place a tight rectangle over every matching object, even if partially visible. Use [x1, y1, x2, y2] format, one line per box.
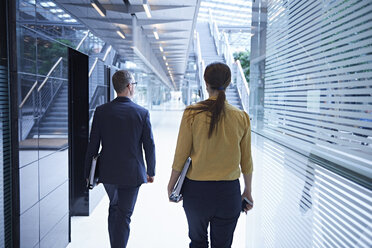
[67, 110, 252, 248]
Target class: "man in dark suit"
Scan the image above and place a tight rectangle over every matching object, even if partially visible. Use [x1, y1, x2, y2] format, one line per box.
[85, 70, 156, 248]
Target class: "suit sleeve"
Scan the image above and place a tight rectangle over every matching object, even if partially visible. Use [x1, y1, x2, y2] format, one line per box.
[142, 111, 156, 177]
[84, 107, 101, 179]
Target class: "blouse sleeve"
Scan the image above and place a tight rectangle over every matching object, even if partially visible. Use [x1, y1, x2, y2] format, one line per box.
[240, 112, 253, 174]
[172, 110, 193, 172]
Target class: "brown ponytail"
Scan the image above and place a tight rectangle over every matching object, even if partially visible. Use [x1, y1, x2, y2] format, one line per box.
[186, 62, 231, 138]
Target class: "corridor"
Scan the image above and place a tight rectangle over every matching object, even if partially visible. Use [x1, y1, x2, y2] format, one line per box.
[67, 110, 250, 248]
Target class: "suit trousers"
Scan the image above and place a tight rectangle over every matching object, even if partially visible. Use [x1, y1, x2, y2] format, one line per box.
[104, 184, 140, 248]
[182, 178, 241, 248]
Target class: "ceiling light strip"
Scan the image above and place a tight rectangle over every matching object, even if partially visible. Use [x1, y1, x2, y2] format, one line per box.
[153, 28, 159, 40]
[116, 30, 126, 39]
[91, 0, 106, 17]
[143, 0, 152, 18]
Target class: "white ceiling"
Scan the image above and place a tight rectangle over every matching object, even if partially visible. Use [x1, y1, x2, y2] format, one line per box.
[55, 0, 201, 89]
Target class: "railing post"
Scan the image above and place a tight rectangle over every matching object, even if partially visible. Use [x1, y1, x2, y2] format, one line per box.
[50, 79, 53, 102]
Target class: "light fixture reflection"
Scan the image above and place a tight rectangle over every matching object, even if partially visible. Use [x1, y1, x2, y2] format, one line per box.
[117, 30, 126, 39]
[153, 28, 159, 40]
[143, 0, 152, 18]
[91, 0, 106, 17]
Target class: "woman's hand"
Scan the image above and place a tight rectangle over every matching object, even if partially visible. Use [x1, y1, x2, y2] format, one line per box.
[242, 190, 254, 213]
[167, 185, 173, 199]
[167, 169, 181, 202]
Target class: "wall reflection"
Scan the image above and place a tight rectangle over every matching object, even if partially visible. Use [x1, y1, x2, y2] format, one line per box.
[248, 133, 372, 247]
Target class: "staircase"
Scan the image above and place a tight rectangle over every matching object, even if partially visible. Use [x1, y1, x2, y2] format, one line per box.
[197, 22, 224, 66]
[197, 22, 243, 110]
[226, 86, 243, 110]
[28, 84, 68, 138]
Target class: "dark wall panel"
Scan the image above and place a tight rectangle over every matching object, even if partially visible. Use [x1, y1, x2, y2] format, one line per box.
[68, 48, 89, 216]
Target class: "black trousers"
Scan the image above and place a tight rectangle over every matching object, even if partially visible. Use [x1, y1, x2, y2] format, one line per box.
[182, 178, 241, 248]
[104, 184, 140, 248]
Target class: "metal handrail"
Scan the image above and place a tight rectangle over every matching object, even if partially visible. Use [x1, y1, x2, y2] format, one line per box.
[19, 81, 38, 109]
[19, 31, 90, 108]
[89, 58, 99, 78]
[222, 33, 234, 70]
[37, 57, 63, 92]
[208, 9, 221, 56]
[235, 60, 250, 111]
[194, 31, 207, 100]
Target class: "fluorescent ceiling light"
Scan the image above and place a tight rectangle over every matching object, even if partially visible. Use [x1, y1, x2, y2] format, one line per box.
[159, 46, 163, 52]
[58, 14, 71, 18]
[65, 19, 77, 23]
[40, 2, 50, 7]
[117, 30, 126, 39]
[143, 0, 152, 18]
[162, 55, 166, 60]
[91, 0, 106, 17]
[165, 62, 168, 66]
[153, 28, 159, 40]
[50, 8, 64, 13]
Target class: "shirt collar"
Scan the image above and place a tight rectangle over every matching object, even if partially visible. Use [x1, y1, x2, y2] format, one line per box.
[113, 96, 131, 102]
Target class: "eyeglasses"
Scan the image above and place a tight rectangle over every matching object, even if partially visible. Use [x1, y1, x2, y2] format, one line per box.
[127, 82, 138, 87]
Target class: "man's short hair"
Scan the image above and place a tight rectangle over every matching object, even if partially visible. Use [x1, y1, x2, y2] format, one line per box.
[112, 70, 134, 93]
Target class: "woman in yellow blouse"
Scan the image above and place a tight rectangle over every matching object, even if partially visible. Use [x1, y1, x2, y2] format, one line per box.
[167, 62, 253, 248]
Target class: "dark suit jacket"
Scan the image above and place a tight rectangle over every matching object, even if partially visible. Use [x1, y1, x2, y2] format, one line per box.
[84, 96, 156, 186]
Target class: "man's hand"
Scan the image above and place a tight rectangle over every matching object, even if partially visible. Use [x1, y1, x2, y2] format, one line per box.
[147, 174, 154, 183]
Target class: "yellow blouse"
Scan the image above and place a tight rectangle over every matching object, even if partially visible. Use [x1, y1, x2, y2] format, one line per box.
[172, 98, 253, 181]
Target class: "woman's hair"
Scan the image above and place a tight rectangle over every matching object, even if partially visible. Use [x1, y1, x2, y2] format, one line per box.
[186, 62, 231, 138]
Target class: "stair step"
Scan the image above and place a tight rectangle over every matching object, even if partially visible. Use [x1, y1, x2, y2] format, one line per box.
[48, 113, 68, 118]
[49, 106, 68, 111]
[40, 122, 67, 128]
[51, 104, 68, 109]
[52, 101, 68, 105]
[38, 127, 68, 133]
[54, 99, 67, 103]
[44, 117, 68, 122]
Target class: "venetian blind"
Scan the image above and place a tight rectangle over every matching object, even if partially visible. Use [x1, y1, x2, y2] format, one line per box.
[263, 0, 372, 175]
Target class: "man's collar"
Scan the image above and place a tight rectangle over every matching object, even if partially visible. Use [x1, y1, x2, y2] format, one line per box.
[114, 96, 131, 102]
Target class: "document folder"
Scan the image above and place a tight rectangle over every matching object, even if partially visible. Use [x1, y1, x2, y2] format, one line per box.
[87, 154, 100, 189]
[169, 157, 191, 202]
